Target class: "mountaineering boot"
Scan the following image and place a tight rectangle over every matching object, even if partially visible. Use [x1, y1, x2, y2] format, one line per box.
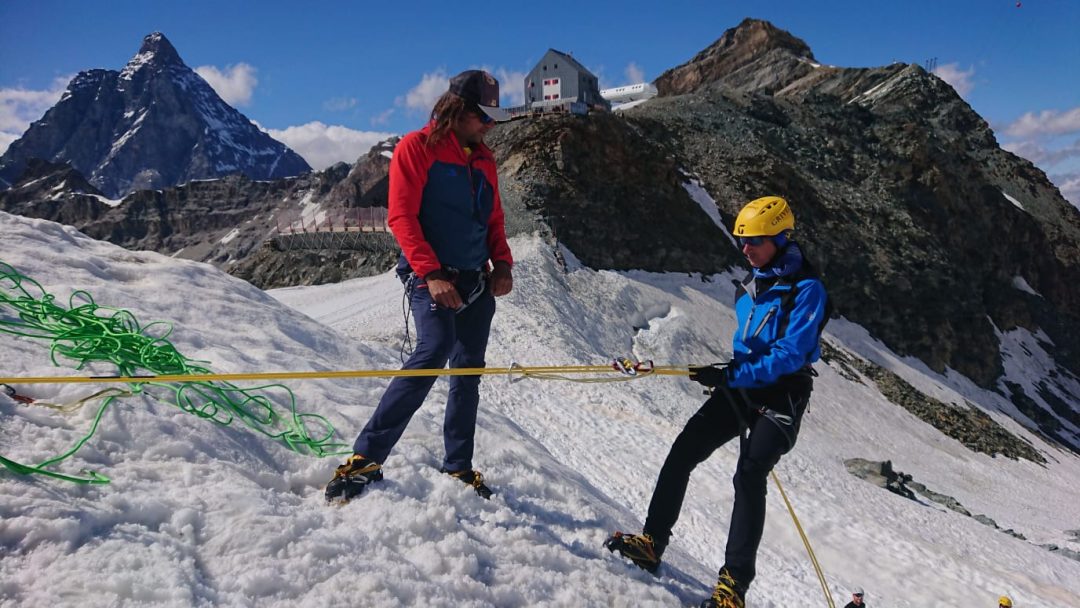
[700, 568, 745, 608]
[441, 468, 493, 499]
[603, 531, 661, 573]
[325, 454, 383, 504]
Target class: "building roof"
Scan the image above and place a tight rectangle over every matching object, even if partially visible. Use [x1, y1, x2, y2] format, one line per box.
[541, 49, 596, 78]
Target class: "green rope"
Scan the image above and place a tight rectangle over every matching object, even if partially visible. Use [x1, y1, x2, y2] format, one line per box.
[0, 260, 350, 484]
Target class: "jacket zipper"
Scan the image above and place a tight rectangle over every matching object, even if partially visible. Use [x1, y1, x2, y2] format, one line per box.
[747, 305, 777, 340]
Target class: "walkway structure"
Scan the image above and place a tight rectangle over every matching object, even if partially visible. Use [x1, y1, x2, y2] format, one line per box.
[271, 206, 394, 251]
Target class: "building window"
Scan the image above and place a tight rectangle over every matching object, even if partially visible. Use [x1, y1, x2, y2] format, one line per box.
[553, 94, 559, 99]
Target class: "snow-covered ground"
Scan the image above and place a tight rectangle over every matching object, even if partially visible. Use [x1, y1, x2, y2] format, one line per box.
[1, 211, 1078, 607]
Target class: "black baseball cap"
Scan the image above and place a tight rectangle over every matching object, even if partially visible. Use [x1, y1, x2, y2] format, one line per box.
[448, 70, 510, 122]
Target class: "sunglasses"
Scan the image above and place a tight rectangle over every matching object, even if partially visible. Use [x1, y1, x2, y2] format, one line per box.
[738, 235, 769, 247]
[469, 105, 494, 124]
[854, 594, 864, 598]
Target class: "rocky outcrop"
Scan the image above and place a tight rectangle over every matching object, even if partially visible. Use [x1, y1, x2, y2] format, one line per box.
[325, 137, 398, 207]
[231, 236, 399, 289]
[655, 18, 817, 97]
[0, 162, 343, 272]
[625, 19, 1080, 452]
[487, 113, 741, 273]
[0, 32, 310, 198]
[824, 343, 1047, 461]
[843, 459, 1080, 559]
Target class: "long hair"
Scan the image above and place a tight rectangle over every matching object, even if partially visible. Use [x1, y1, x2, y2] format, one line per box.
[428, 92, 472, 145]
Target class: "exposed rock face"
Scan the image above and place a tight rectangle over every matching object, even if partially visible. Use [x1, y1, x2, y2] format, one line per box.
[824, 343, 1048, 461]
[655, 18, 817, 97]
[0, 160, 338, 274]
[0, 32, 310, 198]
[845, 459, 1030, 542]
[324, 137, 398, 207]
[486, 113, 741, 273]
[619, 20, 1080, 446]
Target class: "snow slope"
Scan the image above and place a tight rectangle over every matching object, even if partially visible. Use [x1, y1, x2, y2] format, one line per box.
[1, 211, 1078, 607]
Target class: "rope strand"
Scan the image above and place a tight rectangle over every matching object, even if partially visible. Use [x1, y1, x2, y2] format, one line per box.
[0, 260, 350, 483]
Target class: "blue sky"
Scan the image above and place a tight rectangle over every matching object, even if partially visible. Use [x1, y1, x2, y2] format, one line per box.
[1, 0, 1078, 203]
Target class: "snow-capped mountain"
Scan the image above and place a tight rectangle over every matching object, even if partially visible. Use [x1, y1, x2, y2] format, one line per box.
[0, 32, 310, 198]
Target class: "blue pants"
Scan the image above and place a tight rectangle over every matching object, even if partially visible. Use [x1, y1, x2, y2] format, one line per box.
[352, 273, 495, 471]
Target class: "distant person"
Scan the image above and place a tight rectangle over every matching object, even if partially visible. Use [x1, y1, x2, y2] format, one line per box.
[325, 70, 513, 503]
[998, 596, 1013, 608]
[605, 196, 831, 608]
[844, 586, 866, 608]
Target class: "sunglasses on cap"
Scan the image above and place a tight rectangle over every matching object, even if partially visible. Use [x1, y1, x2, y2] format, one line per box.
[854, 593, 864, 597]
[738, 235, 770, 247]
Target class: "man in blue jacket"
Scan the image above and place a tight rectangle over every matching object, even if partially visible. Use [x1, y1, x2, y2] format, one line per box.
[606, 196, 830, 608]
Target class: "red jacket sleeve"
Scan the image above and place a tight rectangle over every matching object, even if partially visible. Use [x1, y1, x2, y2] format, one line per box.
[387, 132, 441, 277]
[481, 155, 513, 268]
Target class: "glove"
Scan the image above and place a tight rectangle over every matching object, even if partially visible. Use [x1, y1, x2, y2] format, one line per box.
[688, 363, 729, 388]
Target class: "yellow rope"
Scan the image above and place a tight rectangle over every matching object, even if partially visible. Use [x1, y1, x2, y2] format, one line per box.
[0, 364, 690, 385]
[771, 470, 835, 608]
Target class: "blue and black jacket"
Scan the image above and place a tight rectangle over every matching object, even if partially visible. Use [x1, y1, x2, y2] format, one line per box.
[728, 255, 829, 389]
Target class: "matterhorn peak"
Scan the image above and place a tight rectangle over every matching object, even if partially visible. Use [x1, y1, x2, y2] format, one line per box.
[0, 31, 310, 198]
[120, 32, 184, 80]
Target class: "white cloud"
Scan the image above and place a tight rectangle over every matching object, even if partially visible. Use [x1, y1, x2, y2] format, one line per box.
[932, 63, 975, 97]
[624, 62, 645, 85]
[371, 108, 395, 126]
[1003, 138, 1080, 166]
[1004, 106, 1080, 138]
[399, 70, 449, 113]
[1051, 171, 1080, 210]
[492, 68, 527, 107]
[266, 121, 395, 170]
[194, 63, 258, 107]
[323, 97, 358, 112]
[394, 67, 528, 118]
[0, 131, 18, 156]
[0, 76, 70, 155]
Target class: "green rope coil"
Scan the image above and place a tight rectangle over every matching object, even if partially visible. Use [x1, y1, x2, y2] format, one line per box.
[0, 260, 349, 484]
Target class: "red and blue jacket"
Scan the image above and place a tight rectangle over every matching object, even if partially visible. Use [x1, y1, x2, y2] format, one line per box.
[388, 122, 513, 278]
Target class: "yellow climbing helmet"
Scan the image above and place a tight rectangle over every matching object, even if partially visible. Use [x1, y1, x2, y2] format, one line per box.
[998, 596, 1013, 607]
[733, 196, 795, 237]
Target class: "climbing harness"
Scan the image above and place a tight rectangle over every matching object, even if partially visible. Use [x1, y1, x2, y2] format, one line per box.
[397, 267, 489, 363]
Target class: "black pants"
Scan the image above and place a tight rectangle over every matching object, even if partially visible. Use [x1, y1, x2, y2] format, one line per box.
[643, 378, 811, 591]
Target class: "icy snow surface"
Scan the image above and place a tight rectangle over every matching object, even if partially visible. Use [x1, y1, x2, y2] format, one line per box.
[1, 211, 1078, 607]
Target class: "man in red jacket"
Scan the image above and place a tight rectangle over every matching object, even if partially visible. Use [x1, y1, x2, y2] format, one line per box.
[326, 70, 514, 503]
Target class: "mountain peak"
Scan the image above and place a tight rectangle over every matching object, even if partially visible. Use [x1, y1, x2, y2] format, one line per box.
[120, 32, 183, 79]
[654, 18, 817, 96]
[138, 32, 180, 60]
[0, 31, 310, 198]
[717, 18, 814, 61]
